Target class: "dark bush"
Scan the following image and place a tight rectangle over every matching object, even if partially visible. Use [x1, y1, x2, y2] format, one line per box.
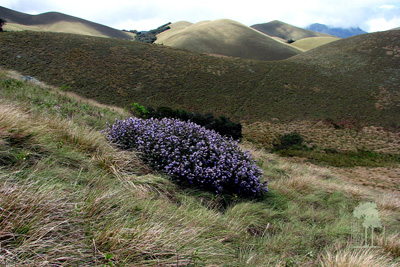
[0, 18, 6, 32]
[273, 132, 305, 150]
[104, 117, 267, 198]
[131, 22, 171, 43]
[131, 104, 243, 140]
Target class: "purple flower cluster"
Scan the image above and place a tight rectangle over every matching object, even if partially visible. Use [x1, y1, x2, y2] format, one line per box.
[104, 117, 268, 197]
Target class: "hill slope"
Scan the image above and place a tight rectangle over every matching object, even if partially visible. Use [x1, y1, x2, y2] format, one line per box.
[1, 68, 399, 266]
[0, 6, 132, 39]
[0, 30, 399, 130]
[251, 20, 333, 41]
[237, 30, 400, 128]
[290, 36, 340, 50]
[154, 19, 302, 61]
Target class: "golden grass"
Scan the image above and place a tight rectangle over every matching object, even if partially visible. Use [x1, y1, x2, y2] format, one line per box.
[155, 21, 193, 43]
[291, 37, 340, 50]
[0, 175, 91, 265]
[153, 19, 302, 61]
[319, 246, 399, 267]
[243, 120, 400, 154]
[4, 22, 113, 38]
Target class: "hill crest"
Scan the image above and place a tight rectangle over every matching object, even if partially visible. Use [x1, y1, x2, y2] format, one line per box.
[251, 20, 333, 41]
[155, 19, 302, 61]
[0, 6, 133, 39]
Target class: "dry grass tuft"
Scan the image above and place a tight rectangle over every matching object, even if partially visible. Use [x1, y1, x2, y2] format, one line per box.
[0, 176, 92, 266]
[319, 246, 399, 267]
[378, 233, 400, 258]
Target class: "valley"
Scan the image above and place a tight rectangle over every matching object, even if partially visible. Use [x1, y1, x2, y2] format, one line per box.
[0, 6, 399, 266]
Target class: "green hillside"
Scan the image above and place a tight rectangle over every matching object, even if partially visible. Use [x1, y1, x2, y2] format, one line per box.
[0, 30, 399, 131]
[237, 30, 400, 128]
[251, 20, 334, 41]
[291, 36, 340, 50]
[153, 19, 302, 61]
[1, 68, 399, 266]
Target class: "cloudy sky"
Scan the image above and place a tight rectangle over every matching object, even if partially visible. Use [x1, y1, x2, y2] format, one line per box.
[2, 0, 400, 32]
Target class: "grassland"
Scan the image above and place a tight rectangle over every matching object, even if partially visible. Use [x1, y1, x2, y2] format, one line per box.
[1, 30, 399, 134]
[1, 68, 400, 266]
[3, 21, 117, 38]
[291, 37, 340, 51]
[153, 19, 302, 61]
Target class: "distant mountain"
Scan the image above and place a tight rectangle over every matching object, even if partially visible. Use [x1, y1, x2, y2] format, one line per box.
[155, 19, 302, 61]
[0, 6, 133, 39]
[306, 23, 367, 38]
[251, 20, 333, 41]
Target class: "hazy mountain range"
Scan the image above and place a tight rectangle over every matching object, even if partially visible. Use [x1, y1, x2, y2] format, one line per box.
[306, 23, 368, 38]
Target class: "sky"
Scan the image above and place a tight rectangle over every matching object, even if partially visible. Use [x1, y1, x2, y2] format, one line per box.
[2, 0, 400, 32]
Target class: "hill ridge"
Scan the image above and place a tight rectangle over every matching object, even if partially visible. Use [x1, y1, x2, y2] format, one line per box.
[251, 20, 334, 41]
[155, 19, 302, 61]
[0, 6, 132, 39]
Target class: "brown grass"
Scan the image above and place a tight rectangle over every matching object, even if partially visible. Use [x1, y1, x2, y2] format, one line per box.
[319, 246, 399, 267]
[153, 19, 302, 61]
[243, 120, 400, 154]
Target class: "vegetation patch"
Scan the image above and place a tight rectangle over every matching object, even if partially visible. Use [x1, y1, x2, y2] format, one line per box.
[276, 148, 400, 167]
[1, 42, 400, 267]
[131, 103, 242, 139]
[104, 117, 267, 197]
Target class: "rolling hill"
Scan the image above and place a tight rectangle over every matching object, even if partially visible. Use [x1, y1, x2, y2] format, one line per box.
[290, 36, 340, 51]
[251, 20, 333, 41]
[154, 19, 302, 61]
[0, 6, 133, 39]
[155, 21, 193, 41]
[0, 29, 399, 131]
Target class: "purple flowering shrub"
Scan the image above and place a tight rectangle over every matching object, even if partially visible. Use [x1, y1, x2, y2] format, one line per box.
[104, 117, 267, 197]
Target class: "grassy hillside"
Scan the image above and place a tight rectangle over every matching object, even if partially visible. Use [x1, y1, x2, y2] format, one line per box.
[0, 6, 133, 39]
[291, 36, 340, 50]
[251, 20, 334, 41]
[0, 30, 399, 132]
[1, 68, 399, 266]
[153, 19, 302, 61]
[155, 20, 193, 41]
[0, 31, 267, 118]
[235, 30, 400, 130]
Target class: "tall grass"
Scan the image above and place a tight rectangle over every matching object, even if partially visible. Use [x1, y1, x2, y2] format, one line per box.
[1, 72, 399, 266]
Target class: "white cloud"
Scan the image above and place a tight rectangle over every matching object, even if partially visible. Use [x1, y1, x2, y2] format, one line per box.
[366, 17, 400, 32]
[113, 18, 168, 31]
[380, 4, 397, 9]
[2, 0, 400, 31]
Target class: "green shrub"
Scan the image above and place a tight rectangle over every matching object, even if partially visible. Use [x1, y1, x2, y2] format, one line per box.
[104, 117, 267, 197]
[273, 132, 305, 150]
[131, 104, 243, 140]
